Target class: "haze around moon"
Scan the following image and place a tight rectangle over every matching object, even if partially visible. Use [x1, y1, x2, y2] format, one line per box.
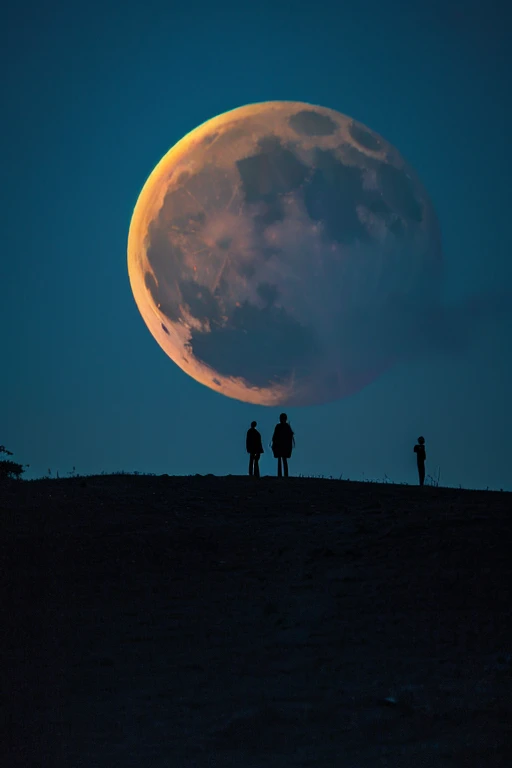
[128, 101, 442, 406]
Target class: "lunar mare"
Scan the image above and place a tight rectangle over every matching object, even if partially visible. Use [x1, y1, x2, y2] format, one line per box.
[128, 101, 441, 406]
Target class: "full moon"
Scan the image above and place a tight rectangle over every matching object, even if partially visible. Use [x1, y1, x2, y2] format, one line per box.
[128, 101, 441, 406]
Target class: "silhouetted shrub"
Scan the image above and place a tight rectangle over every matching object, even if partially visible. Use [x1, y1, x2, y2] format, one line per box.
[0, 445, 25, 481]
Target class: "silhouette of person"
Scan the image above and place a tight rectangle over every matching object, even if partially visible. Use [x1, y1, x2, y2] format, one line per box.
[271, 413, 295, 477]
[246, 421, 264, 478]
[414, 436, 426, 486]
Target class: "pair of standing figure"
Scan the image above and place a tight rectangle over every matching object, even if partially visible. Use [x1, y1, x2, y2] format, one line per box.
[246, 413, 295, 478]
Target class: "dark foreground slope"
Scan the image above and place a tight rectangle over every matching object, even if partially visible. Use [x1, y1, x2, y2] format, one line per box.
[1, 475, 511, 767]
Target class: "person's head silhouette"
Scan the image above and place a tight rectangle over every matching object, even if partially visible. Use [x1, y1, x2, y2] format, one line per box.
[279, 413, 288, 423]
[251, 421, 257, 428]
[418, 436, 425, 445]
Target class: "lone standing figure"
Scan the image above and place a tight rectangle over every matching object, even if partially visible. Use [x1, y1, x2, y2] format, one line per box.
[414, 436, 426, 486]
[272, 413, 295, 477]
[246, 421, 264, 478]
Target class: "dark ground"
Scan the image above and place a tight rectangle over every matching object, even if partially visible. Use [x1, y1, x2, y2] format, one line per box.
[1, 475, 511, 767]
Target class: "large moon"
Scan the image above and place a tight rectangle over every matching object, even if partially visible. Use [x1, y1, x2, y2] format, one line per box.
[128, 101, 441, 406]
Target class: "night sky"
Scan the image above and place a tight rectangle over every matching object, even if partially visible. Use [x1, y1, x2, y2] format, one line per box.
[2, 0, 511, 489]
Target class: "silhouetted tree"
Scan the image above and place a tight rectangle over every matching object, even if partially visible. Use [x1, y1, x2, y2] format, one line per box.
[0, 445, 25, 481]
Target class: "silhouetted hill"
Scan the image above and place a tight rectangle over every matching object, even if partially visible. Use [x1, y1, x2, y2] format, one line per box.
[2, 475, 511, 767]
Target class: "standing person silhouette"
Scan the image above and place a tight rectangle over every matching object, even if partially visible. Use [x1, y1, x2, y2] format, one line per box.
[272, 413, 295, 477]
[414, 436, 426, 486]
[246, 421, 264, 478]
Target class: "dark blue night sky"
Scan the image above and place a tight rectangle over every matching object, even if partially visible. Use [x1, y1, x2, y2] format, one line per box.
[2, 0, 511, 488]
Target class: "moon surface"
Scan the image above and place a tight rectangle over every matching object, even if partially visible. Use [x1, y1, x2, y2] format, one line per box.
[128, 101, 441, 406]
